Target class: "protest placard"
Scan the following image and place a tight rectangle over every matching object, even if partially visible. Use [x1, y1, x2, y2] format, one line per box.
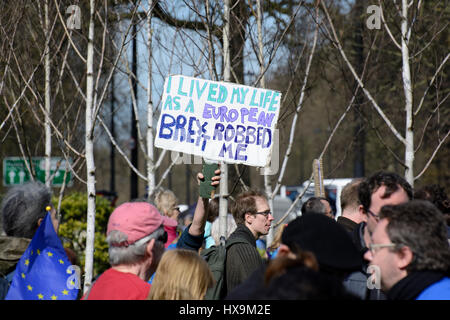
[155, 75, 281, 167]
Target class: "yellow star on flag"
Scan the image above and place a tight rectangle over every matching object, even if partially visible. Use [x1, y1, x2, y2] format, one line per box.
[62, 289, 68, 296]
[47, 251, 53, 257]
[51, 295, 58, 300]
[21, 273, 26, 279]
[27, 285, 33, 291]
[59, 259, 64, 264]
[37, 249, 41, 255]
[25, 259, 29, 266]
[37, 293, 44, 300]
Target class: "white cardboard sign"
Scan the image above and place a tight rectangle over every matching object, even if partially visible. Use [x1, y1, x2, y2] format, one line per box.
[155, 75, 281, 167]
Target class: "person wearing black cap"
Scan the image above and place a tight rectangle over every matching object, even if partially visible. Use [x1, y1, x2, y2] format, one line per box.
[225, 213, 362, 299]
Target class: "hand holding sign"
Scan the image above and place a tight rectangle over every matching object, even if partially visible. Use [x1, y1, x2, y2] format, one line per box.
[197, 163, 221, 199]
[199, 160, 219, 199]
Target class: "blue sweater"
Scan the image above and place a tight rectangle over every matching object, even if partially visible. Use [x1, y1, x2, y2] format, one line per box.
[416, 277, 450, 300]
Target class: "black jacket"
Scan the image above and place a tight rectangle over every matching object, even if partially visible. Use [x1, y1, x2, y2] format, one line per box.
[225, 224, 264, 293]
[226, 261, 359, 300]
[343, 222, 386, 300]
[336, 216, 358, 234]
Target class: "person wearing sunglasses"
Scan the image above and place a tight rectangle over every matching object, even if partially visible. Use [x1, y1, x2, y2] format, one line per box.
[82, 202, 174, 300]
[83, 168, 222, 300]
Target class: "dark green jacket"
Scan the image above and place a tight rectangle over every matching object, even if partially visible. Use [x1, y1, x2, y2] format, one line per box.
[225, 224, 264, 293]
[0, 236, 30, 299]
[0, 236, 30, 276]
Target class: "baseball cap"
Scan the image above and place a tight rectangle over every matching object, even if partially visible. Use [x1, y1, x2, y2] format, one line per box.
[281, 213, 362, 272]
[107, 202, 177, 246]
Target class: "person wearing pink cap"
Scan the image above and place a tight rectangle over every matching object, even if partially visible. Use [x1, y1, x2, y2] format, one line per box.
[82, 170, 220, 300]
[82, 202, 169, 300]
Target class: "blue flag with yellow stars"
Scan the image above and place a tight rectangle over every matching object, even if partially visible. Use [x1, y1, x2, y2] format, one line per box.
[5, 210, 79, 300]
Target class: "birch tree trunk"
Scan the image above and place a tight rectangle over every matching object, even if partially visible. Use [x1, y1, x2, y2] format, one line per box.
[44, 0, 51, 188]
[401, 0, 414, 187]
[83, 0, 97, 294]
[219, 0, 231, 242]
[257, 0, 274, 246]
[146, 0, 155, 198]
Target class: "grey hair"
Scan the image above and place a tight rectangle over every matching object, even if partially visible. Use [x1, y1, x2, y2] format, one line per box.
[107, 226, 166, 266]
[211, 214, 237, 246]
[1, 181, 52, 239]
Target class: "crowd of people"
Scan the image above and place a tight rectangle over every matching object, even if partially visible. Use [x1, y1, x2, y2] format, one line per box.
[0, 168, 449, 300]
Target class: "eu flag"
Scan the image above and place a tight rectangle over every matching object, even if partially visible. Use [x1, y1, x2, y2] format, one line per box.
[5, 212, 79, 300]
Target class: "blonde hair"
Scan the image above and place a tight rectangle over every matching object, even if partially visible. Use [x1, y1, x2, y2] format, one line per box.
[267, 223, 288, 251]
[148, 249, 214, 300]
[154, 189, 178, 217]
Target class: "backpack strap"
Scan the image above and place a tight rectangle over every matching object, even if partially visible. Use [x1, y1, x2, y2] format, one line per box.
[225, 237, 251, 249]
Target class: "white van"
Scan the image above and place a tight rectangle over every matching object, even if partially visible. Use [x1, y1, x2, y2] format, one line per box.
[280, 178, 354, 219]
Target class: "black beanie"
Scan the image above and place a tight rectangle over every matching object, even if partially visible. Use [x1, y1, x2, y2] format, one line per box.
[281, 213, 362, 272]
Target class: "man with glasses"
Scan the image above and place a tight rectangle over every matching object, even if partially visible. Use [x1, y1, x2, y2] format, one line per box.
[364, 200, 450, 299]
[82, 202, 175, 300]
[225, 190, 274, 293]
[345, 171, 412, 300]
[356, 171, 413, 255]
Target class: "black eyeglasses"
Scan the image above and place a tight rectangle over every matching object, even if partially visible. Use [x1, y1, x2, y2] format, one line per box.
[254, 210, 272, 217]
[157, 231, 168, 244]
[366, 208, 380, 221]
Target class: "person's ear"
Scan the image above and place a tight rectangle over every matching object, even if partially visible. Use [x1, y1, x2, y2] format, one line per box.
[277, 244, 297, 259]
[358, 205, 368, 222]
[277, 244, 290, 257]
[146, 239, 155, 258]
[397, 246, 413, 270]
[37, 217, 44, 227]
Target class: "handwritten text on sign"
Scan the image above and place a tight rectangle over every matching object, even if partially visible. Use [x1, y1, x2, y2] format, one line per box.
[155, 75, 281, 167]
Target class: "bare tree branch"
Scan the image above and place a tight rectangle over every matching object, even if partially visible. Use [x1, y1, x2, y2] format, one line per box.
[320, 1, 407, 146]
[414, 52, 450, 116]
[414, 129, 450, 181]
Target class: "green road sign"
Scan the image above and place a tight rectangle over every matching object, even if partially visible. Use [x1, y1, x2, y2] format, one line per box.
[3, 157, 73, 187]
